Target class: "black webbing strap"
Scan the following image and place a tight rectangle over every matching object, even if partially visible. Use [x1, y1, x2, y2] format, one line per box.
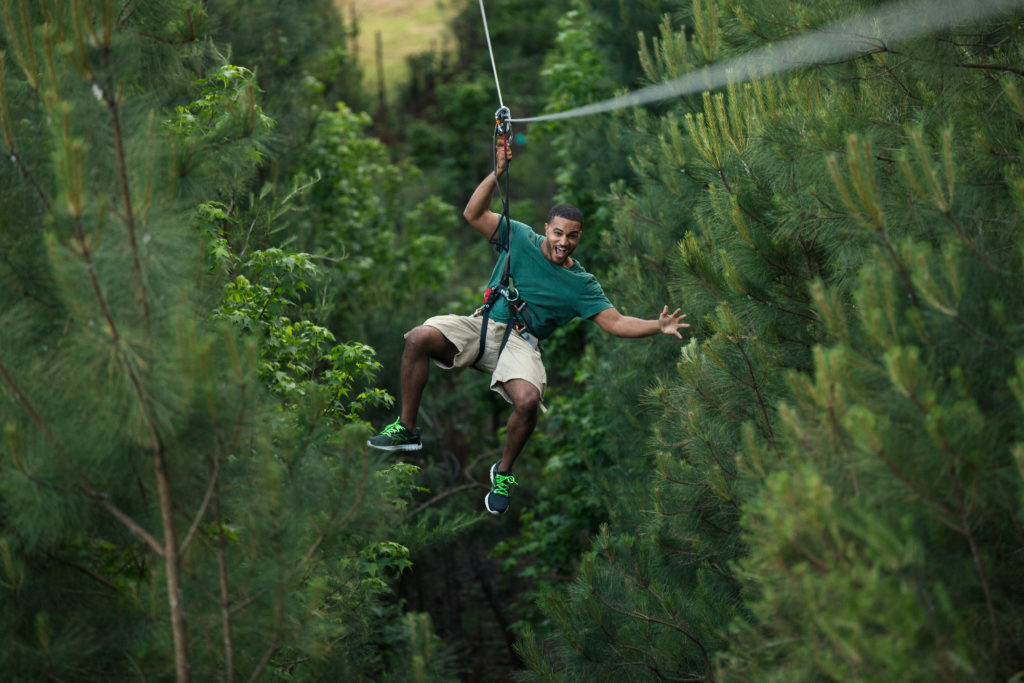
[472, 109, 537, 369]
[472, 280, 535, 369]
[471, 111, 536, 368]
[472, 288, 514, 369]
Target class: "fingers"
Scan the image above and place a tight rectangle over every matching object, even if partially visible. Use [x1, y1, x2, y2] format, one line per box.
[660, 306, 686, 321]
[660, 305, 690, 338]
[496, 137, 511, 160]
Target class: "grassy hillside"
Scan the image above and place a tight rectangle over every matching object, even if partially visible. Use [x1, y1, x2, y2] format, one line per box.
[344, 0, 459, 99]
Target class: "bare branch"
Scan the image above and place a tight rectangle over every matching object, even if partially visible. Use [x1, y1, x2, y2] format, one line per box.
[406, 483, 482, 518]
[180, 455, 220, 554]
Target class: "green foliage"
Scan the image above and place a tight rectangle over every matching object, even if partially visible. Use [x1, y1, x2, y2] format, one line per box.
[166, 64, 274, 140]
[516, 0, 1024, 681]
[211, 244, 391, 422]
[532, 0, 663, 235]
[200, 0, 368, 175]
[0, 1, 454, 680]
[289, 104, 459, 326]
[394, 0, 573, 205]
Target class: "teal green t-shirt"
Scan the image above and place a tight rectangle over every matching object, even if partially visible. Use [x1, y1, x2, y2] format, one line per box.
[484, 218, 612, 340]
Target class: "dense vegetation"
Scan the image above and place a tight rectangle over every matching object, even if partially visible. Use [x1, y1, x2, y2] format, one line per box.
[2, 0, 1023, 681]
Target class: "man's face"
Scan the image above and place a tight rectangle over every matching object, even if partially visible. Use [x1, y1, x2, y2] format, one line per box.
[543, 216, 582, 266]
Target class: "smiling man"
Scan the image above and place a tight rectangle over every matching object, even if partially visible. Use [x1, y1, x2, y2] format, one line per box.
[368, 140, 689, 515]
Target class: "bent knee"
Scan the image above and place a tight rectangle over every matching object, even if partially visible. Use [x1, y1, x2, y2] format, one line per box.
[405, 325, 439, 346]
[405, 325, 456, 363]
[508, 384, 542, 413]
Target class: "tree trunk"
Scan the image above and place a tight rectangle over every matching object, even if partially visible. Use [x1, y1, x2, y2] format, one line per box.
[153, 444, 191, 682]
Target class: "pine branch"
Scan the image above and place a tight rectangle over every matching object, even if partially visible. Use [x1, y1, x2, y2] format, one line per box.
[1, 0, 39, 89]
[651, 534, 703, 566]
[648, 389, 738, 478]
[599, 543, 713, 676]
[653, 488, 698, 517]
[699, 380, 747, 426]
[595, 614, 702, 682]
[694, 342, 775, 446]
[2, 249, 53, 308]
[951, 474, 999, 654]
[0, 50, 52, 208]
[70, 208, 191, 673]
[871, 48, 915, 98]
[957, 62, 1024, 76]
[83, 481, 165, 555]
[877, 229, 920, 308]
[179, 454, 220, 554]
[872, 446, 961, 533]
[42, 548, 121, 594]
[658, 468, 712, 490]
[0, 360, 60, 449]
[99, 68, 151, 331]
[587, 587, 711, 679]
[1, 360, 167, 554]
[943, 210, 1017, 295]
[75, 196, 189, 674]
[245, 591, 283, 683]
[301, 447, 371, 564]
[737, 342, 775, 445]
[2, 149, 51, 210]
[117, 0, 139, 26]
[949, 311, 1014, 357]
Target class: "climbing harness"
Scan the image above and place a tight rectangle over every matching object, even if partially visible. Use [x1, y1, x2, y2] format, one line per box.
[469, 2, 556, 369]
[471, 105, 538, 368]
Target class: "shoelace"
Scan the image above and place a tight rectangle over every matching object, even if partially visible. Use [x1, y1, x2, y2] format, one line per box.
[492, 473, 517, 496]
[381, 419, 406, 436]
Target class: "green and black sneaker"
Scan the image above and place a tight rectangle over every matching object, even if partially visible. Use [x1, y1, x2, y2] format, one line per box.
[485, 461, 517, 515]
[367, 418, 422, 451]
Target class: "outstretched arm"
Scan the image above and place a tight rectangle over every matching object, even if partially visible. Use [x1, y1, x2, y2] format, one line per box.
[591, 305, 689, 339]
[463, 137, 511, 239]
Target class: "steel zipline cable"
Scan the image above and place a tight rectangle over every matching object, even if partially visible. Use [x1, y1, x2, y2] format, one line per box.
[478, 0, 505, 108]
[478, 0, 1024, 125]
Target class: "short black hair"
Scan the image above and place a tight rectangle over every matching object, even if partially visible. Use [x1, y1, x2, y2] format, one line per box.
[547, 203, 584, 227]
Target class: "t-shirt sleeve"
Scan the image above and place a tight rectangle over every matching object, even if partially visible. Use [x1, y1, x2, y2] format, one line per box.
[492, 215, 512, 252]
[576, 276, 613, 320]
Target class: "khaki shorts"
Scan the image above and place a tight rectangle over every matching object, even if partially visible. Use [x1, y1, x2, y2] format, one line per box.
[414, 314, 547, 409]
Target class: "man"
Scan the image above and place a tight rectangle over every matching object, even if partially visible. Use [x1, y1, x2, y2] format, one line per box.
[368, 140, 688, 515]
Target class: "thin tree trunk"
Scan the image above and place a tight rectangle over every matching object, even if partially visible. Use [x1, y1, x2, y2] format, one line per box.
[153, 443, 191, 683]
[214, 474, 235, 683]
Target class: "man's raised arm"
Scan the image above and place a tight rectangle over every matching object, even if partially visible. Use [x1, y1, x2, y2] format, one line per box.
[463, 138, 511, 239]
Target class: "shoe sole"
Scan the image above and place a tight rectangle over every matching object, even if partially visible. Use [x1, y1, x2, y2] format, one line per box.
[366, 441, 422, 451]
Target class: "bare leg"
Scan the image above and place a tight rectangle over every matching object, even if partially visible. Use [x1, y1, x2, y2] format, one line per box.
[499, 378, 541, 472]
[399, 325, 457, 431]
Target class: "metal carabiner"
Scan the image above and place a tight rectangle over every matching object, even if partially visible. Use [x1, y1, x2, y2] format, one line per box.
[494, 106, 512, 140]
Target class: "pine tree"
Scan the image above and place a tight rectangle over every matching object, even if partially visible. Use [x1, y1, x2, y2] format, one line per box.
[518, 0, 1024, 680]
[0, 2, 450, 680]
